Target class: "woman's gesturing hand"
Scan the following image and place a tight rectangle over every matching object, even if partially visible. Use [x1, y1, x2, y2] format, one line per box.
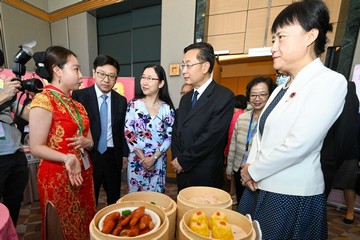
[64, 154, 83, 186]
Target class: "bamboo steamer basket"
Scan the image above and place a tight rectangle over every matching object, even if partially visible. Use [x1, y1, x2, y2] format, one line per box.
[176, 187, 232, 237]
[89, 201, 169, 240]
[117, 192, 177, 240]
[179, 207, 254, 240]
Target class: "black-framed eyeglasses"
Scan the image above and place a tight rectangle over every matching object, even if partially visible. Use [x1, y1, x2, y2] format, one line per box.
[249, 93, 269, 100]
[140, 75, 160, 81]
[96, 71, 117, 81]
[180, 62, 205, 70]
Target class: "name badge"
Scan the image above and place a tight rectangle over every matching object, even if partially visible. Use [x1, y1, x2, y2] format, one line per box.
[0, 123, 5, 140]
[240, 150, 249, 167]
[80, 151, 90, 170]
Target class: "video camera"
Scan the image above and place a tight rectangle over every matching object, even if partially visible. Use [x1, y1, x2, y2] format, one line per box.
[12, 40, 43, 94]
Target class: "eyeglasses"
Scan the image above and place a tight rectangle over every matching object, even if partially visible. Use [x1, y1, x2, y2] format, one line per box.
[180, 62, 205, 70]
[140, 75, 160, 81]
[249, 93, 269, 100]
[96, 71, 117, 81]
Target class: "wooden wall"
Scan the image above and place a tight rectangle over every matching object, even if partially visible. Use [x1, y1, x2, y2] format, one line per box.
[207, 0, 346, 96]
[217, 57, 276, 96]
[205, 0, 344, 54]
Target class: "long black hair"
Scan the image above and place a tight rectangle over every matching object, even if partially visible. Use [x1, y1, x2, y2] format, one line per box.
[138, 64, 175, 111]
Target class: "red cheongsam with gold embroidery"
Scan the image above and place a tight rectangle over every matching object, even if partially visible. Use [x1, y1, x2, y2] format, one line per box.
[30, 85, 95, 240]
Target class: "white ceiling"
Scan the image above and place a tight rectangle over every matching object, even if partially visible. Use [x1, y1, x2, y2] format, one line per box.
[24, 0, 84, 13]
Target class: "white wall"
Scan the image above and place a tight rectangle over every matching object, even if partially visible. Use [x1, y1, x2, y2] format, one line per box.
[68, 13, 97, 76]
[0, 3, 51, 72]
[51, 12, 98, 76]
[50, 18, 69, 48]
[161, 0, 196, 108]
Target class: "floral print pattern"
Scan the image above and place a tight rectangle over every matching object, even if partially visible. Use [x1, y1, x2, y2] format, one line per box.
[124, 99, 175, 193]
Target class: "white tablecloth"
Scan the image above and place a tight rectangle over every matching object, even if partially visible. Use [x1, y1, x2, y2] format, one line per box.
[23, 150, 40, 204]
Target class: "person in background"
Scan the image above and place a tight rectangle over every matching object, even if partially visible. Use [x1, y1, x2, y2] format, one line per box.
[0, 50, 29, 226]
[124, 64, 175, 193]
[224, 94, 247, 158]
[29, 46, 95, 239]
[180, 83, 193, 97]
[239, 0, 347, 238]
[332, 86, 360, 224]
[171, 42, 234, 191]
[226, 77, 275, 205]
[72, 54, 128, 205]
[275, 70, 289, 86]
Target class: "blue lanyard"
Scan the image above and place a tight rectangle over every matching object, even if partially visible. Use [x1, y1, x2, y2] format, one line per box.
[246, 113, 257, 151]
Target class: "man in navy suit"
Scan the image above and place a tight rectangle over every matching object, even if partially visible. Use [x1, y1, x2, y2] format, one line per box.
[171, 42, 234, 191]
[72, 55, 128, 205]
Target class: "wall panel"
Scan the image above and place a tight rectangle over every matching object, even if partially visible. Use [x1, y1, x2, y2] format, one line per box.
[207, 33, 245, 53]
[244, 8, 267, 51]
[208, 0, 248, 15]
[208, 12, 247, 35]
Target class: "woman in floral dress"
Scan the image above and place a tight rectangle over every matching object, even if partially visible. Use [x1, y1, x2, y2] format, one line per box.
[125, 64, 175, 193]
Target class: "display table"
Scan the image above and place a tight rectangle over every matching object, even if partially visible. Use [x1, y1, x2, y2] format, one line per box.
[23, 147, 40, 204]
[0, 203, 18, 240]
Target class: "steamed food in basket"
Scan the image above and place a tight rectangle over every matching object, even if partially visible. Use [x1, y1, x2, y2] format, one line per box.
[98, 206, 160, 237]
[189, 210, 235, 239]
[188, 195, 222, 204]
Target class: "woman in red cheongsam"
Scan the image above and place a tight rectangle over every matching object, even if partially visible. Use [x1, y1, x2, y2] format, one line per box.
[29, 46, 95, 240]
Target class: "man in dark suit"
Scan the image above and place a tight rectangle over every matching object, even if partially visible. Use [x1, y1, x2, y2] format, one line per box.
[72, 55, 128, 205]
[171, 42, 234, 191]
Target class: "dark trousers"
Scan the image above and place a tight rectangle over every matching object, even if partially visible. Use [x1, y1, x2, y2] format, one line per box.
[234, 168, 245, 204]
[0, 150, 29, 226]
[92, 148, 122, 205]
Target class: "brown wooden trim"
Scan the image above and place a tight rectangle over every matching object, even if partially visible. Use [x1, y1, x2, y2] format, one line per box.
[3, 0, 50, 21]
[50, 0, 123, 22]
[3, 0, 124, 23]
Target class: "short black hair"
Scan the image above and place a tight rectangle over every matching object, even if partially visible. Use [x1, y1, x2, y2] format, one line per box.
[246, 76, 276, 101]
[271, 0, 332, 56]
[234, 95, 247, 110]
[93, 55, 120, 75]
[184, 42, 215, 74]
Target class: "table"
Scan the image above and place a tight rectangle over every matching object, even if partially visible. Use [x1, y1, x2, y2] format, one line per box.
[23, 148, 40, 204]
[0, 203, 18, 240]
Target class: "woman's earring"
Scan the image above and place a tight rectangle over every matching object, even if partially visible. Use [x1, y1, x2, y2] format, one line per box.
[58, 77, 61, 84]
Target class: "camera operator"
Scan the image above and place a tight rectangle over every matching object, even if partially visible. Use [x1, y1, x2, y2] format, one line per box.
[0, 73, 30, 226]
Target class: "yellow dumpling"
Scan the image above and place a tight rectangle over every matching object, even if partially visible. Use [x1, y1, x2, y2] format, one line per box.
[190, 221, 210, 237]
[190, 211, 208, 226]
[212, 220, 234, 240]
[209, 211, 228, 230]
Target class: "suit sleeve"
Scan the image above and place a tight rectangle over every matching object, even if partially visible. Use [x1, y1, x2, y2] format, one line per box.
[171, 107, 181, 160]
[120, 98, 129, 157]
[178, 91, 235, 171]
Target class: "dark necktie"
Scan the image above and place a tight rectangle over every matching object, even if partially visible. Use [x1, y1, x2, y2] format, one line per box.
[98, 95, 108, 154]
[191, 90, 199, 108]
